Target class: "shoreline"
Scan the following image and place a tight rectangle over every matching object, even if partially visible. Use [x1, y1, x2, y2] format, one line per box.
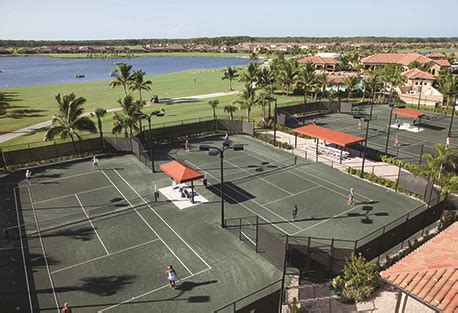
[0, 52, 254, 59]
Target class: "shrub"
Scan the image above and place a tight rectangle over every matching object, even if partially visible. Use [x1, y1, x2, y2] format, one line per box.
[333, 253, 381, 303]
[287, 297, 300, 313]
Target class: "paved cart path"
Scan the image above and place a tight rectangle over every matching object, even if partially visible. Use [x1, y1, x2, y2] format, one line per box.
[0, 90, 239, 143]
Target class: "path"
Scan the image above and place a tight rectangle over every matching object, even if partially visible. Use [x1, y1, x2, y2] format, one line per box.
[0, 90, 239, 143]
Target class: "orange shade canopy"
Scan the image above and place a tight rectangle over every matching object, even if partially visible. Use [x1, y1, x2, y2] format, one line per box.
[159, 160, 204, 183]
[393, 108, 425, 119]
[294, 124, 365, 147]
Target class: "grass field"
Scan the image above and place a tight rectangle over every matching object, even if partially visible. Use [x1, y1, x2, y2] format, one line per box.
[0, 67, 249, 134]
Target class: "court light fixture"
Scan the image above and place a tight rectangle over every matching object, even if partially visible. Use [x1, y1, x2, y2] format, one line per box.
[199, 144, 210, 151]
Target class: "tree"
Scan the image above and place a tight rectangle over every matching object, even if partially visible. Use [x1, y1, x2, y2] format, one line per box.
[129, 70, 151, 101]
[44, 93, 97, 152]
[109, 62, 133, 96]
[295, 63, 316, 104]
[117, 94, 140, 116]
[91, 108, 107, 150]
[234, 83, 258, 120]
[239, 62, 259, 87]
[332, 253, 380, 303]
[316, 73, 329, 100]
[256, 67, 274, 90]
[408, 61, 432, 72]
[364, 73, 382, 103]
[423, 144, 458, 185]
[222, 66, 239, 91]
[436, 70, 457, 107]
[224, 104, 238, 120]
[112, 112, 137, 138]
[343, 75, 360, 99]
[208, 99, 219, 119]
[278, 59, 299, 96]
[0, 92, 10, 114]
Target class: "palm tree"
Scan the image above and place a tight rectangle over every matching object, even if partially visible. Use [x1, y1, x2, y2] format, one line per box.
[117, 94, 139, 116]
[257, 67, 274, 90]
[112, 112, 138, 138]
[109, 63, 133, 96]
[436, 70, 457, 107]
[222, 66, 239, 91]
[364, 73, 382, 103]
[278, 59, 299, 96]
[224, 104, 238, 120]
[234, 83, 258, 120]
[343, 76, 360, 99]
[129, 70, 151, 101]
[208, 99, 219, 119]
[44, 93, 97, 152]
[91, 108, 107, 150]
[295, 64, 316, 104]
[423, 144, 458, 184]
[316, 73, 329, 100]
[408, 61, 432, 72]
[239, 62, 259, 87]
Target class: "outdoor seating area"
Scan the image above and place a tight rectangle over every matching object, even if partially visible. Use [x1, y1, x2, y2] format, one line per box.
[159, 183, 208, 210]
[305, 141, 351, 158]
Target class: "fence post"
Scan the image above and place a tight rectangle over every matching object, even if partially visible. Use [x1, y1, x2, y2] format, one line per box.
[400, 213, 410, 249]
[395, 162, 402, 192]
[279, 234, 289, 311]
[353, 240, 358, 255]
[328, 238, 335, 277]
[304, 149, 307, 160]
[423, 173, 431, 202]
[306, 236, 311, 270]
[377, 226, 386, 263]
[53, 140, 59, 159]
[418, 144, 424, 165]
[255, 215, 259, 253]
[27, 144, 33, 163]
[0, 148, 7, 171]
[239, 218, 242, 241]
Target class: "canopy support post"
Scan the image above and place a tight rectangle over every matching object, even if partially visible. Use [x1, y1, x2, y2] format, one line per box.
[295, 133, 297, 148]
[191, 180, 194, 203]
[340, 148, 343, 164]
[315, 139, 319, 163]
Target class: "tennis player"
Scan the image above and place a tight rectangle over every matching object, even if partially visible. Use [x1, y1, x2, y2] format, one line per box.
[25, 169, 32, 185]
[347, 188, 355, 205]
[165, 265, 178, 289]
[92, 156, 99, 171]
[291, 205, 299, 221]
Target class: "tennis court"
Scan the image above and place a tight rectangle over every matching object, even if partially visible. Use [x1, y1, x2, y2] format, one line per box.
[308, 104, 457, 163]
[2, 133, 426, 312]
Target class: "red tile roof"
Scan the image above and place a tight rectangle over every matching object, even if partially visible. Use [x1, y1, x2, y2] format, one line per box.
[393, 108, 425, 119]
[402, 68, 435, 80]
[298, 56, 341, 65]
[361, 53, 432, 66]
[432, 59, 451, 67]
[159, 160, 204, 183]
[426, 52, 446, 59]
[293, 125, 365, 147]
[381, 223, 458, 313]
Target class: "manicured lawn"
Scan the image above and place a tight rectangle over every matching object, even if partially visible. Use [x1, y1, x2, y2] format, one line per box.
[0, 67, 248, 133]
[0, 92, 304, 148]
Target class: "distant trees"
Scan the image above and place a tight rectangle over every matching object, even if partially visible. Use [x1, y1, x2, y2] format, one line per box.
[224, 104, 238, 120]
[44, 93, 97, 152]
[208, 99, 219, 119]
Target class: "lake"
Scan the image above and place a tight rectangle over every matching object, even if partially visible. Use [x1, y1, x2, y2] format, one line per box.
[0, 56, 252, 88]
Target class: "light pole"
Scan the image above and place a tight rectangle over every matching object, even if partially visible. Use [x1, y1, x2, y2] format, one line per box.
[199, 143, 244, 228]
[136, 110, 165, 173]
[448, 88, 457, 138]
[360, 104, 373, 177]
[385, 104, 405, 155]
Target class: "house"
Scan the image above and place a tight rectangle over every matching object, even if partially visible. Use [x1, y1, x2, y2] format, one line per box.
[78, 46, 90, 53]
[0, 48, 12, 54]
[398, 69, 443, 106]
[316, 52, 342, 60]
[16, 48, 36, 54]
[37, 46, 52, 54]
[129, 46, 146, 53]
[426, 52, 446, 60]
[166, 44, 185, 52]
[381, 223, 458, 313]
[57, 46, 75, 53]
[298, 56, 341, 72]
[113, 46, 127, 53]
[360, 53, 450, 76]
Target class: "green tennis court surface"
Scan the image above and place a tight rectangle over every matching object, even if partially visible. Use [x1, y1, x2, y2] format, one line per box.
[308, 104, 457, 164]
[1, 134, 425, 312]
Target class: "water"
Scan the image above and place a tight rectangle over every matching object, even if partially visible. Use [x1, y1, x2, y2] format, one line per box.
[0, 56, 251, 88]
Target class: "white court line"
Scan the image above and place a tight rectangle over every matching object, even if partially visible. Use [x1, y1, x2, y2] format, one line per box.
[25, 186, 60, 312]
[241, 231, 256, 246]
[17, 170, 101, 187]
[224, 158, 294, 196]
[13, 188, 33, 313]
[263, 186, 321, 206]
[100, 170, 194, 275]
[52, 238, 160, 274]
[112, 168, 212, 270]
[75, 194, 110, 256]
[291, 203, 369, 236]
[245, 149, 372, 201]
[97, 267, 212, 312]
[34, 185, 114, 204]
[182, 158, 297, 235]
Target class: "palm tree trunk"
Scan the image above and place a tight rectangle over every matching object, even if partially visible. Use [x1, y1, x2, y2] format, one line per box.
[213, 108, 216, 120]
[98, 118, 104, 151]
[229, 79, 232, 91]
[123, 85, 127, 96]
[304, 92, 307, 105]
[70, 134, 77, 153]
[230, 112, 233, 120]
[139, 89, 142, 101]
[247, 108, 251, 121]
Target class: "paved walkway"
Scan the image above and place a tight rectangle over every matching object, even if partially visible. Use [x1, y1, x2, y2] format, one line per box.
[0, 90, 239, 143]
[266, 130, 400, 180]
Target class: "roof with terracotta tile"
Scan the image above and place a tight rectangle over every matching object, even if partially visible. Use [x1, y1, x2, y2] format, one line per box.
[361, 53, 433, 66]
[402, 68, 435, 80]
[432, 59, 451, 67]
[381, 222, 458, 313]
[298, 56, 341, 65]
[426, 52, 446, 59]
